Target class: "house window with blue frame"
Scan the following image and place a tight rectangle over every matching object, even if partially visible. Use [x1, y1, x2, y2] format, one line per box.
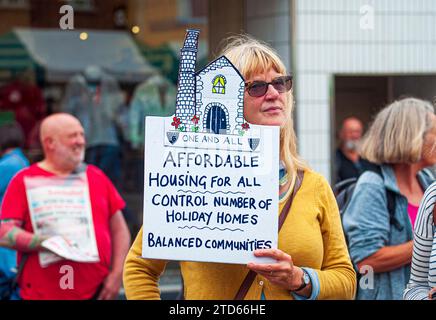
[212, 75, 226, 94]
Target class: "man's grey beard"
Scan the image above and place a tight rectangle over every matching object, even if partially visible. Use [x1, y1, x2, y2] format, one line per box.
[344, 140, 359, 151]
[79, 149, 85, 162]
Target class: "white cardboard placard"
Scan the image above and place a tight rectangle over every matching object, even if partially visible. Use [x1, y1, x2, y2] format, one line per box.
[142, 117, 279, 264]
[141, 29, 280, 264]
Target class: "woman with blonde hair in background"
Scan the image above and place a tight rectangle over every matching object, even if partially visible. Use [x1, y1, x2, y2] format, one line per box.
[343, 97, 436, 300]
[123, 35, 356, 300]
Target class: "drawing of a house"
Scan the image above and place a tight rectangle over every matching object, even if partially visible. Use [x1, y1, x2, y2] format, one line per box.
[175, 29, 245, 135]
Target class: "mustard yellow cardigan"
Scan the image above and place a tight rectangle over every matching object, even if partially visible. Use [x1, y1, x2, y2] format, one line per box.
[123, 170, 356, 300]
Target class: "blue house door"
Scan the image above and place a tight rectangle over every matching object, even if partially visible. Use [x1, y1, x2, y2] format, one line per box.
[206, 105, 227, 134]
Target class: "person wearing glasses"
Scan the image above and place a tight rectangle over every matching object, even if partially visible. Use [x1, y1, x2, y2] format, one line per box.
[123, 35, 356, 300]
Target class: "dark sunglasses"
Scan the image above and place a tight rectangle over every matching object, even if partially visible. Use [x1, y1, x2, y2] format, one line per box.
[245, 75, 293, 97]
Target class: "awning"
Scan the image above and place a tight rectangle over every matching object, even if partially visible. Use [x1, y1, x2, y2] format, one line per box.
[0, 31, 36, 81]
[0, 28, 156, 83]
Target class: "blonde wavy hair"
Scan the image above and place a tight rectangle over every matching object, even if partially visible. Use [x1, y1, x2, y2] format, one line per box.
[219, 35, 309, 189]
[361, 97, 435, 164]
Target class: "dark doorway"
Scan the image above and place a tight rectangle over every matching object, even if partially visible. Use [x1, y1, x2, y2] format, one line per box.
[206, 104, 227, 134]
[332, 74, 436, 180]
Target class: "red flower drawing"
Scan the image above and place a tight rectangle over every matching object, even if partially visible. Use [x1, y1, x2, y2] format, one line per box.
[171, 116, 181, 129]
[241, 123, 250, 130]
[191, 115, 200, 125]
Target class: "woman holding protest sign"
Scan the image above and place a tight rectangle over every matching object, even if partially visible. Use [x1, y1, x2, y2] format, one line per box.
[123, 35, 356, 300]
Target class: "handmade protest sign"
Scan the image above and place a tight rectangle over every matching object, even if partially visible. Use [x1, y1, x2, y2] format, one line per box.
[142, 29, 279, 264]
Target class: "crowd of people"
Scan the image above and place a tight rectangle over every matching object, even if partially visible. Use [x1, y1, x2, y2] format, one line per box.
[0, 34, 436, 300]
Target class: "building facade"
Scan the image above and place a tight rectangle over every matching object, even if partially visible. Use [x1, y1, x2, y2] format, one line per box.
[209, 0, 436, 182]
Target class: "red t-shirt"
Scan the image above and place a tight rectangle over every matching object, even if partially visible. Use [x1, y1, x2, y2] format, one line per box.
[0, 164, 125, 300]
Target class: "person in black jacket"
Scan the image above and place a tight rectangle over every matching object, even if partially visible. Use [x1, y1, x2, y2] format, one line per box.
[335, 117, 371, 183]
